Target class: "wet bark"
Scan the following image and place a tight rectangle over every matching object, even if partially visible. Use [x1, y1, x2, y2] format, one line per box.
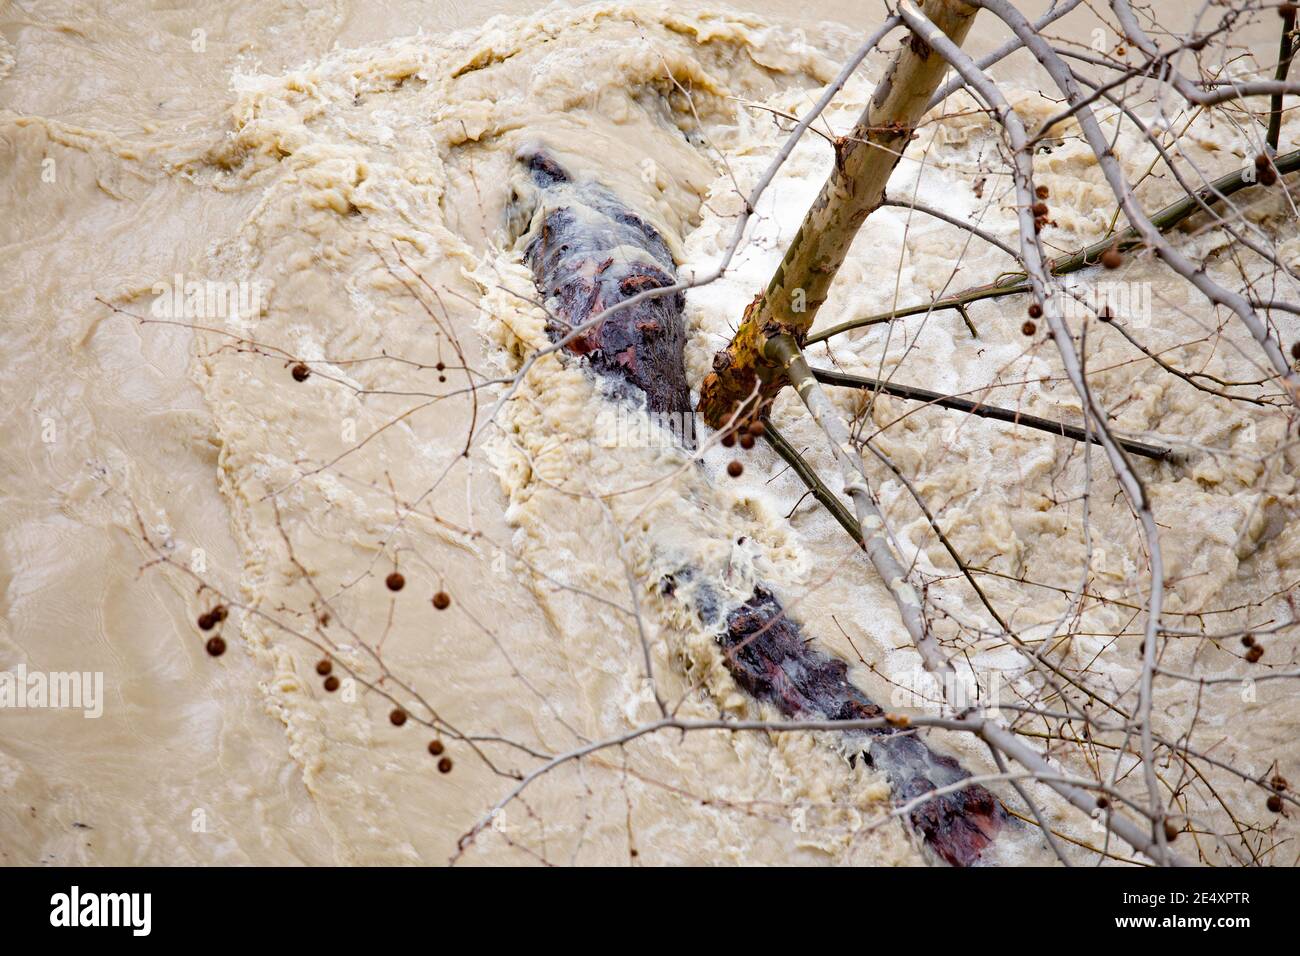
[512, 150, 1006, 866]
[696, 0, 979, 429]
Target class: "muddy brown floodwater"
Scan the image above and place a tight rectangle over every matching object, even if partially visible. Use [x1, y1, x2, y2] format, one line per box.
[1, 0, 1296, 865]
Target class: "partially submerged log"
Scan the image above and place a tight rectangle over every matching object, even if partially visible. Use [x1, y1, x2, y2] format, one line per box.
[515, 151, 694, 445]
[512, 149, 1006, 866]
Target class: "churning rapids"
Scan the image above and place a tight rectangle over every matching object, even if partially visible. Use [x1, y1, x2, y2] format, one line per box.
[1, 0, 1297, 865]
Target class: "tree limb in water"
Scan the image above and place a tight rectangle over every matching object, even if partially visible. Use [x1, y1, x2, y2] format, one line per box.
[696, 0, 979, 428]
[511, 148, 1006, 866]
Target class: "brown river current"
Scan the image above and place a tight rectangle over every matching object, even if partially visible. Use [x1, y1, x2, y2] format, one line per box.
[2, 1, 1297, 865]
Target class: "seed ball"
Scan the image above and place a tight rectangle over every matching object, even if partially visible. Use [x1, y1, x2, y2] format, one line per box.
[389, 708, 407, 727]
[291, 363, 311, 382]
[1290, 341, 1300, 361]
[1096, 795, 1110, 809]
[747, 420, 766, 437]
[1035, 185, 1049, 199]
[435, 361, 445, 372]
[1255, 154, 1270, 170]
[720, 432, 736, 448]
[432, 591, 451, 610]
[1267, 794, 1283, 813]
[726, 460, 743, 478]
[1027, 302, 1043, 318]
[323, 675, 340, 692]
[197, 612, 216, 631]
[1098, 305, 1114, 322]
[1101, 246, 1124, 269]
[1246, 644, 1264, 663]
[739, 432, 755, 450]
[315, 659, 333, 676]
[386, 572, 405, 592]
[1242, 634, 1256, 648]
[428, 739, 445, 756]
[1032, 201, 1048, 216]
[212, 605, 228, 622]
[1271, 775, 1289, 792]
[1163, 819, 1181, 842]
[1260, 167, 1278, 187]
[1022, 320, 1037, 337]
[437, 756, 453, 774]
[205, 636, 226, 657]
[1281, 2, 1297, 17]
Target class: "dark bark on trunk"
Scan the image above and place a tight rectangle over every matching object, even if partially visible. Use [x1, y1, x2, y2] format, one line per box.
[513, 150, 1007, 866]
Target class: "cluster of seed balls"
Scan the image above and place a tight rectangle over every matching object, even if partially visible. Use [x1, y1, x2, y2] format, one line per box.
[720, 418, 766, 479]
[194, 569, 458, 774]
[291, 360, 450, 385]
[1094, 772, 1289, 836]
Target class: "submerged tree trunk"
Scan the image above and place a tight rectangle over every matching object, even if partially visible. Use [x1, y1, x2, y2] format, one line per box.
[513, 149, 1006, 866]
[696, 0, 978, 428]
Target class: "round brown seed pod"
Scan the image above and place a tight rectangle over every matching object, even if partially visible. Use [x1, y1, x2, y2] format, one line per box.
[720, 432, 736, 448]
[437, 757, 453, 774]
[1027, 302, 1043, 318]
[1096, 795, 1110, 810]
[1101, 246, 1123, 269]
[385, 572, 405, 592]
[291, 363, 311, 382]
[1242, 634, 1256, 648]
[726, 460, 743, 478]
[739, 432, 755, 450]
[1259, 167, 1278, 187]
[1022, 320, 1037, 337]
[205, 636, 226, 657]
[315, 659, 333, 676]
[428, 739, 445, 756]
[1163, 819, 1180, 842]
[1246, 644, 1264, 663]
[197, 612, 216, 631]
[432, 591, 451, 610]
[323, 675, 340, 692]
[1271, 775, 1289, 792]
[1035, 185, 1049, 199]
[747, 420, 766, 437]
[1032, 202, 1048, 217]
[1290, 340, 1300, 361]
[389, 708, 407, 727]
[1267, 794, 1283, 813]
[212, 605, 228, 622]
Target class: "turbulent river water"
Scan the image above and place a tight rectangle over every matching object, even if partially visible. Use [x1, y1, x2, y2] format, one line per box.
[2, 0, 1297, 865]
